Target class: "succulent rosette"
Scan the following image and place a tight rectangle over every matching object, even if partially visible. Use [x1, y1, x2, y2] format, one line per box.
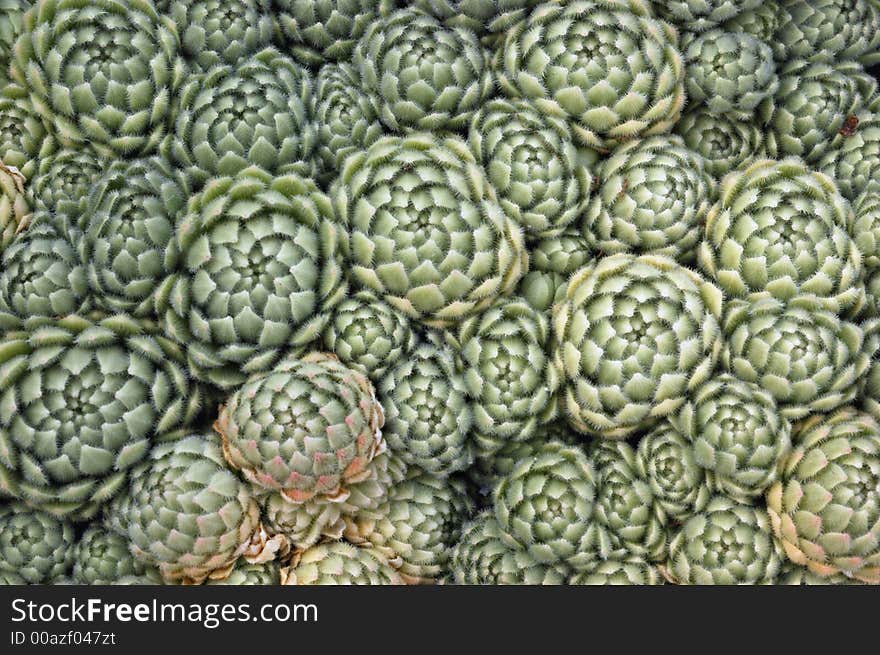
[497, 0, 685, 151]
[699, 159, 864, 316]
[552, 254, 723, 439]
[0, 503, 74, 584]
[0, 86, 52, 181]
[28, 148, 106, 225]
[281, 542, 402, 585]
[517, 229, 592, 312]
[766, 409, 880, 584]
[157, 167, 346, 388]
[673, 107, 767, 178]
[72, 525, 147, 585]
[0, 314, 203, 518]
[335, 134, 528, 328]
[776, 0, 880, 66]
[583, 135, 713, 262]
[10, 0, 185, 158]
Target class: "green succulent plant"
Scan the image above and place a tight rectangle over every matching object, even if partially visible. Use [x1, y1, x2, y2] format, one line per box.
[468, 98, 590, 238]
[0, 160, 30, 250]
[0, 503, 74, 584]
[583, 135, 713, 262]
[652, 0, 762, 32]
[517, 230, 592, 313]
[722, 297, 877, 420]
[675, 374, 791, 502]
[770, 60, 876, 164]
[667, 496, 783, 584]
[0, 1, 29, 87]
[345, 469, 474, 582]
[684, 30, 777, 120]
[353, 8, 493, 133]
[493, 442, 598, 570]
[469, 432, 578, 497]
[156, 166, 346, 389]
[454, 296, 556, 459]
[699, 159, 864, 316]
[335, 134, 528, 328]
[767, 408, 880, 584]
[379, 341, 474, 476]
[776, 0, 880, 66]
[0, 86, 52, 181]
[217, 352, 386, 502]
[820, 112, 880, 201]
[569, 558, 663, 585]
[311, 63, 384, 184]
[497, 0, 685, 152]
[28, 149, 106, 226]
[853, 182, 880, 272]
[592, 441, 668, 562]
[721, 2, 786, 47]
[552, 254, 723, 439]
[780, 563, 866, 585]
[634, 422, 711, 522]
[72, 525, 146, 584]
[109, 434, 276, 584]
[81, 157, 187, 317]
[165, 48, 315, 188]
[450, 510, 571, 585]
[281, 541, 402, 585]
[0, 313, 203, 518]
[321, 289, 416, 381]
[0, 216, 90, 321]
[673, 107, 767, 178]
[205, 561, 281, 585]
[166, 0, 273, 70]
[10, 0, 185, 158]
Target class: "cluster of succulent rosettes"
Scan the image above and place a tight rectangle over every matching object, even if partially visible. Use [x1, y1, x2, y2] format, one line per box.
[666, 496, 783, 585]
[699, 159, 865, 317]
[497, 0, 685, 152]
[108, 434, 279, 585]
[81, 157, 188, 317]
[0, 160, 30, 250]
[28, 149, 106, 225]
[0, 313, 203, 519]
[552, 254, 723, 439]
[722, 297, 877, 420]
[10, 0, 185, 159]
[321, 290, 416, 381]
[72, 525, 148, 585]
[673, 106, 767, 178]
[165, 0, 273, 70]
[583, 135, 714, 263]
[674, 374, 791, 502]
[165, 48, 314, 188]
[767, 409, 880, 584]
[468, 98, 591, 239]
[311, 63, 384, 185]
[352, 8, 493, 133]
[273, 0, 393, 68]
[452, 296, 556, 459]
[651, 0, 762, 32]
[157, 167, 346, 389]
[0, 503, 75, 584]
[344, 469, 474, 582]
[493, 442, 598, 571]
[684, 30, 777, 121]
[280, 541, 402, 585]
[770, 60, 876, 165]
[820, 112, 880, 201]
[634, 422, 711, 522]
[517, 229, 592, 312]
[0, 216, 90, 320]
[591, 441, 667, 562]
[379, 341, 474, 476]
[450, 510, 571, 585]
[336, 134, 528, 328]
[0, 86, 53, 181]
[412, 0, 543, 39]
[775, 0, 880, 66]
[261, 451, 406, 552]
[217, 352, 385, 503]
[569, 559, 663, 585]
